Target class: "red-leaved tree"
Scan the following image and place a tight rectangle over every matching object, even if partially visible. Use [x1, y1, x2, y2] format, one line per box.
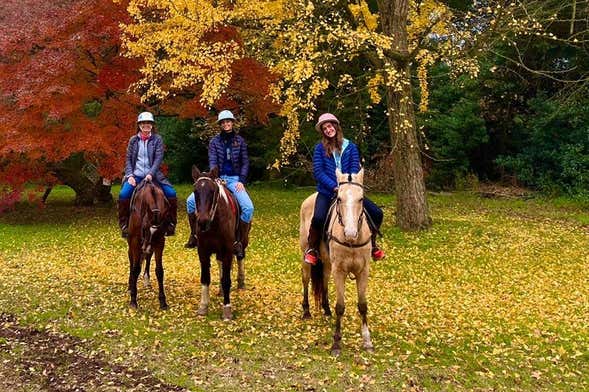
[0, 0, 141, 208]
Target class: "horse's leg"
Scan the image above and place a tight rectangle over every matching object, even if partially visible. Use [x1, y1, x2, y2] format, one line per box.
[321, 260, 332, 317]
[356, 269, 373, 352]
[301, 262, 312, 319]
[220, 252, 233, 321]
[331, 269, 346, 356]
[217, 258, 223, 296]
[197, 249, 211, 316]
[154, 244, 168, 310]
[143, 253, 152, 289]
[237, 257, 245, 289]
[128, 247, 142, 309]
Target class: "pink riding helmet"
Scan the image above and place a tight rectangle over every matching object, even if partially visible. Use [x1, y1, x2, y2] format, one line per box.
[315, 113, 340, 132]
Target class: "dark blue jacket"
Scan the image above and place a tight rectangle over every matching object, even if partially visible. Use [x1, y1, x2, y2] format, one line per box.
[124, 133, 171, 186]
[209, 132, 249, 183]
[313, 140, 360, 197]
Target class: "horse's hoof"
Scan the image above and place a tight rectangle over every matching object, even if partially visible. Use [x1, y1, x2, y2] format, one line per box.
[331, 347, 341, 357]
[160, 302, 169, 310]
[324, 310, 332, 317]
[364, 345, 374, 353]
[302, 312, 311, 320]
[222, 306, 232, 321]
[129, 301, 138, 310]
[237, 282, 246, 290]
[197, 306, 208, 316]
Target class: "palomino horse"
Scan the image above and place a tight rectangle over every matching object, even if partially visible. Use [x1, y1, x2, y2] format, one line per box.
[191, 166, 245, 320]
[127, 179, 169, 310]
[300, 169, 373, 355]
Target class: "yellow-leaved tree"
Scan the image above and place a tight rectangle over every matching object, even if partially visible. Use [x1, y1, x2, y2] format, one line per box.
[118, 0, 553, 230]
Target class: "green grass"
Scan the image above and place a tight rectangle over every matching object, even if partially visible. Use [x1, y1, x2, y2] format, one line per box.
[1, 184, 588, 390]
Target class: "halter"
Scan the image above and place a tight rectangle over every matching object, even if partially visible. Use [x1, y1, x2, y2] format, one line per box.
[134, 179, 166, 255]
[193, 176, 221, 226]
[327, 179, 371, 248]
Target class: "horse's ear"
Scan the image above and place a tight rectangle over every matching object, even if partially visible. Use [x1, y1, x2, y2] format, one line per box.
[335, 168, 344, 182]
[192, 165, 201, 181]
[355, 168, 364, 184]
[210, 166, 219, 179]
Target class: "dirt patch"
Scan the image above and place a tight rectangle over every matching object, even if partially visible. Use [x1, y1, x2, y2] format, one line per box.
[477, 183, 534, 199]
[0, 313, 186, 391]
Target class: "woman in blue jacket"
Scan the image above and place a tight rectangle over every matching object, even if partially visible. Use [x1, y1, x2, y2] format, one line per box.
[185, 110, 253, 259]
[304, 113, 385, 265]
[117, 111, 177, 238]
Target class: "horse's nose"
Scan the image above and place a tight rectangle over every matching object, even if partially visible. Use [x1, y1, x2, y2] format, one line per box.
[344, 228, 358, 240]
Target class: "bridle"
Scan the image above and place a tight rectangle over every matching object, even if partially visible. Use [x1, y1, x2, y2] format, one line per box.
[193, 176, 220, 230]
[136, 180, 166, 254]
[327, 179, 371, 248]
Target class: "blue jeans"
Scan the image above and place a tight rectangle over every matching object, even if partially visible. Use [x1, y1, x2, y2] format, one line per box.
[119, 176, 177, 200]
[186, 175, 254, 223]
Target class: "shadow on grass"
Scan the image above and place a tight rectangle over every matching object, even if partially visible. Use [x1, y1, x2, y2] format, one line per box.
[0, 199, 115, 226]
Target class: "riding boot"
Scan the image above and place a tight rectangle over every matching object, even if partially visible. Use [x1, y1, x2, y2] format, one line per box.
[233, 220, 249, 260]
[184, 213, 198, 248]
[304, 226, 321, 265]
[118, 198, 131, 238]
[166, 197, 178, 236]
[371, 231, 385, 261]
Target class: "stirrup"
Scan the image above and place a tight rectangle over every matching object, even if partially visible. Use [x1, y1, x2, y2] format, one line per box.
[233, 241, 244, 259]
[304, 249, 318, 265]
[121, 225, 129, 239]
[165, 223, 176, 236]
[185, 235, 198, 248]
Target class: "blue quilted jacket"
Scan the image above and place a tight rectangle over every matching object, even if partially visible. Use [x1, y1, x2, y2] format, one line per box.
[208, 132, 249, 184]
[313, 140, 361, 197]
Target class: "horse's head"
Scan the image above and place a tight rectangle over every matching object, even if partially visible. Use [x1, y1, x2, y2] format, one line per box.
[133, 179, 168, 254]
[192, 165, 220, 232]
[335, 168, 365, 241]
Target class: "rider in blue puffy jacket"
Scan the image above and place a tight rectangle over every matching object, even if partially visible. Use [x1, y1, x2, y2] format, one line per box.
[304, 113, 385, 265]
[185, 110, 253, 260]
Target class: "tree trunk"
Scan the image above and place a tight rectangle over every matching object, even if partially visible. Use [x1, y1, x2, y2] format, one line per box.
[385, 75, 432, 230]
[50, 153, 113, 206]
[379, 0, 432, 230]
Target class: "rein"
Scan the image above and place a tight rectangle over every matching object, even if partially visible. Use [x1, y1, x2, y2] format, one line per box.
[133, 180, 166, 254]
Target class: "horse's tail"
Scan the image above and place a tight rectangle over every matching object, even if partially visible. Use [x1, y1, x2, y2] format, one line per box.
[310, 259, 325, 309]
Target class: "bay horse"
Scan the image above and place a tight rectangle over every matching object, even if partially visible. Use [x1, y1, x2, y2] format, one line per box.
[191, 165, 244, 320]
[300, 169, 373, 356]
[127, 179, 169, 310]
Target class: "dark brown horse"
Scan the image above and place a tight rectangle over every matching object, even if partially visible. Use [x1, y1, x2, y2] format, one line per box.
[127, 179, 169, 310]
[191, 166, 243, 320]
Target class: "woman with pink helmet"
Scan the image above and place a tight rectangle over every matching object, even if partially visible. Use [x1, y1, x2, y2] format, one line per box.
[304, 113, 385, 265]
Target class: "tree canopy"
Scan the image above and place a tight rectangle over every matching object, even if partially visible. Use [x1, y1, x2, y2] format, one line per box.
[0, 0, 141, 208]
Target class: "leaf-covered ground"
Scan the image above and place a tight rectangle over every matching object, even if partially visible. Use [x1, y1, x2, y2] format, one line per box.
[0, 185, 588, 391]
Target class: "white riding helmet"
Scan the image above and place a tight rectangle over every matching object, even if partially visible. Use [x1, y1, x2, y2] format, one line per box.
[137, 111, 155, 123]
[217, 110, 236, 123]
